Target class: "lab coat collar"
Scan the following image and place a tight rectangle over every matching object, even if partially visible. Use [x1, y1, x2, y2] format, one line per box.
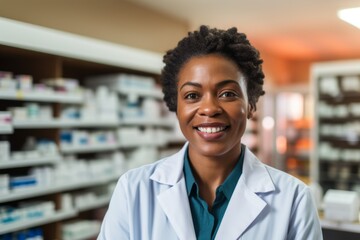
[150, 143, 276, 240]
[215, 147, 275, 239]
[241, 147, 275, 194]
[150, 142, 188, 185]
[150, 142, 196, 240]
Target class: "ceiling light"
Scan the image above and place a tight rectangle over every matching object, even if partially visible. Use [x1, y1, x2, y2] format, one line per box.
[338, 7, 360, 29]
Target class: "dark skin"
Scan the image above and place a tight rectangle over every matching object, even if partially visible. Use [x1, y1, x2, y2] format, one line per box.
[176, 54, 253, 208]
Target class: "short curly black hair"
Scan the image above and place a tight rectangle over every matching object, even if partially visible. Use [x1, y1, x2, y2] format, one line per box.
[161, 25, 265, 113]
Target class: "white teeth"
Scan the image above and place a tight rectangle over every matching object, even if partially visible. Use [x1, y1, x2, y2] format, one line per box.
[197, 126, 226, 133]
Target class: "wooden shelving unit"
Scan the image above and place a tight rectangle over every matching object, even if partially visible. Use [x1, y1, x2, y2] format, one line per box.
[311, 59, 360, 194]
[0, 17, 170, 239]
[311, 60, 360, 239]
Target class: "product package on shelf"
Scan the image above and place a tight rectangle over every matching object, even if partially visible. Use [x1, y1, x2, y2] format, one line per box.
[62, 219, 101, 240]
[0, 71, 33, 92]
[0, 227, 44, 240]
[0, 112, 12, 134]
[0, 201, 55, 226]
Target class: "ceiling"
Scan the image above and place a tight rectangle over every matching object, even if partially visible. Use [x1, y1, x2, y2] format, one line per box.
[129, 0, 360, 61]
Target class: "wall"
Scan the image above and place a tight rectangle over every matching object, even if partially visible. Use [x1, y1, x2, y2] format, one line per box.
[260, 51, 311, 85]
[0, 0, 189, 54]
[0, 0, 312, 85]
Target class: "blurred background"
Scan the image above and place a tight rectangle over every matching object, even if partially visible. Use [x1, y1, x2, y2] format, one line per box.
[1, 0, 360, 239]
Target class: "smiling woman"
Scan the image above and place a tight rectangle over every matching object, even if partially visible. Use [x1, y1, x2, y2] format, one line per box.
[97, 25, 323, 240]
[177, 55, 248, 163]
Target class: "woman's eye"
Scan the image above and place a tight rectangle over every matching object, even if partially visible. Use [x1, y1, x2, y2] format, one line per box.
[220, 92, 237, 98]
[185, 93, 198, 99]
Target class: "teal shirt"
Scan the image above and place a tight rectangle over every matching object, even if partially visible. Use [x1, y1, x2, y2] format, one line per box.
[183, 144, 245, 240]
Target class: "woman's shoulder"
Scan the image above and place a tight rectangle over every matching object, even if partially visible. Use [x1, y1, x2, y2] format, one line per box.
[121, 145, 187, 186]
[244, 147, 308, 191]
[262, 164, 310, 198]
[265, 164, 306, 184]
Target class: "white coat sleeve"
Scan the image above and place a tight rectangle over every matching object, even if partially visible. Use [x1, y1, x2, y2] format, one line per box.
[97, 174, 130, 240]
[287, 186, 323, 240]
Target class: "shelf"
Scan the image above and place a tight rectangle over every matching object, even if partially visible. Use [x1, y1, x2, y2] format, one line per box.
[319, 93, 360, 101]
[321, 219, 360, 234]
[320, 135, 360, 140]
[120, 118, 173, 127]
[13, 118, 173, 129]
[0, 124, 13, 134]
[320, 160, 360, 165]
[320, 173, 360, 182]
[0, 155, 61, 169]
[318, 93, 360, 106]
[167, 135, 186, 144]
[76, 196, 111, 212]
[118, 140, 166, 148]
[0, 209, 77, 235]
[117, 87, 163, 99]
[319, 136, 360, 147]
[60, 140, 167, 154]
[319, 159, 360, 164]
[0, 174, 119, 204]
[0, 17, 162, 74]
[319, 117, 360, 123]
[0, 205, 104, 236]
[13, 119, 119, 129]
[0, 89, 84, 104]
[60, 143, 119, 154]
[320, 178, 360, 184]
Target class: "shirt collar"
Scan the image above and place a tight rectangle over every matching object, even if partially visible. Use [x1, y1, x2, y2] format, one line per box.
[183, 144, 245, 199]
[184, 148, 197, 196]
[219, 144, 245, 199]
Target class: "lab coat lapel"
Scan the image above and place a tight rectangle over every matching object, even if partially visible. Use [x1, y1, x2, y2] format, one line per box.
[150, 143, 196, 240]
[215, 147, 275, 240]
[157, 178, 196, 240]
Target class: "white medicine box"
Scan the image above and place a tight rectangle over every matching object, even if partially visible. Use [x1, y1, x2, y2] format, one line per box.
[323, 189, 360, 222]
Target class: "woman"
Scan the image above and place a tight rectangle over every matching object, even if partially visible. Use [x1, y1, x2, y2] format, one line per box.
[98, 26, 323, 240]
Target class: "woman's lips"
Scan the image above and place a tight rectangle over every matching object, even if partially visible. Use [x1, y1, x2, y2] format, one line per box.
[196, 126, 227, 133]
[194, 124, 229, 140]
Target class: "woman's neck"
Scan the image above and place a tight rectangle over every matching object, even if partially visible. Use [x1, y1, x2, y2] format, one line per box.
[188, 145, 241, 208]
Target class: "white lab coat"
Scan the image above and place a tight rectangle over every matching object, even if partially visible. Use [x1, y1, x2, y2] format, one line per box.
[98, 143, 323, 240]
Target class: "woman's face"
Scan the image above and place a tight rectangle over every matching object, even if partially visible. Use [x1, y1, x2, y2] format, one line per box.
[177, 54, 250, 158]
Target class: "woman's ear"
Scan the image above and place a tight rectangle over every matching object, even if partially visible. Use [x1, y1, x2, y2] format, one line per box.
[247, 105, 254, 119]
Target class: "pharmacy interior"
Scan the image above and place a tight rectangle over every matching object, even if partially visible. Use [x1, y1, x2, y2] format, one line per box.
[1, 1, 360, 239]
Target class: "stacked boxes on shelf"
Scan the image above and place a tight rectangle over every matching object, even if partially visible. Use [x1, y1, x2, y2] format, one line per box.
[312, 60, 360, 194]
[0, 50, 169, 239]
[0, 18, 167, 238]
[85, 73, 173, 167]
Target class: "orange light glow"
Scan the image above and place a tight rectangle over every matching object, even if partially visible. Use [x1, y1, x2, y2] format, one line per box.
[276, 135, 287, 154]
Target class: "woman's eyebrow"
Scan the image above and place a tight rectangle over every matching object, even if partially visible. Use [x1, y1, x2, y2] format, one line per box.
[179, 79, 240, 91]
[215, 79, 240, 88]
[179, 82, 202, 91]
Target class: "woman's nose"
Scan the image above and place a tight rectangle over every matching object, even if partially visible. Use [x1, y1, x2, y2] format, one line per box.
[198, 95, 222, 117]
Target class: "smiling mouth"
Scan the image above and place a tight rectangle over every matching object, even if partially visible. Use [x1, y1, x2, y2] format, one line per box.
[195, 126, 228, 133]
